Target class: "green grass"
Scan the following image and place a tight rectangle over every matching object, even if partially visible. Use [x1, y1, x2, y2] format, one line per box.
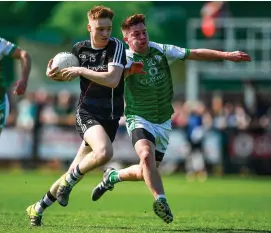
[0, 171, 271, 233]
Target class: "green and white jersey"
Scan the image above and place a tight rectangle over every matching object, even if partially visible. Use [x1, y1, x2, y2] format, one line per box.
[0, 37, 17, 90]
[125, 41, 190, 124]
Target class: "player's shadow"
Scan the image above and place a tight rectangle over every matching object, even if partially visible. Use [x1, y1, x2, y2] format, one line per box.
[159, 228, 271, 233]
[44, 225, 271, 233]
[41, 224, 134, 231]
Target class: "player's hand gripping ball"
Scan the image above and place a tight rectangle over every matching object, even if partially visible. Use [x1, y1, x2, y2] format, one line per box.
[47, 52, 79, 82]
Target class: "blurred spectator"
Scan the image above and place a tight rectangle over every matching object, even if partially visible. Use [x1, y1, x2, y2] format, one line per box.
[211, 94, 227, 129]
[201, 1, 231, 18]
[235, 104, 250, 129]
[172, 101, 188, 129]
[2, 86, 271, 175]
[32, 88, 51, 160]
[185, 101, 208, 182]
[200, 1, 231, 38]
[40, 89, 75, 127]
[16, 92, 36, 130]
[223, 102, 237, 128]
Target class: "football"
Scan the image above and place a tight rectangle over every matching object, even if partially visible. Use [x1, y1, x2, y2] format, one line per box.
[51, 52, 79, 71]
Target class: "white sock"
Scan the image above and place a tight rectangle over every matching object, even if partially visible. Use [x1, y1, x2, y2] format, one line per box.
[34, 191, 56, 215]
[156, 194, 166, 200]
[66, 165, 84, 186]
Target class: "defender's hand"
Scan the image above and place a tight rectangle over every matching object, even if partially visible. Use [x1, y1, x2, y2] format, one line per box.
[129, 62, 146, 75]
[225, 51, 251, 62]
[12, 79, 27, 95]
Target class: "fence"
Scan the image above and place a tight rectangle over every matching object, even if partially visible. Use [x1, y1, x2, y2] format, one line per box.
[1, 125, 271, 174]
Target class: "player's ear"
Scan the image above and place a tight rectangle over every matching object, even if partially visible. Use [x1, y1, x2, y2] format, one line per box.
[123, 36, 128, 44]
[87, 24, 91, 32]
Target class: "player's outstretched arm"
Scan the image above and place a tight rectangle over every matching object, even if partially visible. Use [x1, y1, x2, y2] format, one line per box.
[11, 48, 31, 95]
[187, 49, 251, 62]
[60, 65, 123, 88]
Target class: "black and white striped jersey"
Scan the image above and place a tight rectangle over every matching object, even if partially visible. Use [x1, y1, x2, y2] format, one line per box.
[72, 38, 126, 120]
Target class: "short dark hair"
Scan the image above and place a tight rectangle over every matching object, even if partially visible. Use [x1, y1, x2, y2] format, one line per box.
[121, 14, 145, 33]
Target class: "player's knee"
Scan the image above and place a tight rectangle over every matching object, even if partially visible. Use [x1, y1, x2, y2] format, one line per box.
[136, 165, 144, 180]
[95, 146, 113, 163]
[139, 149, 155, 166]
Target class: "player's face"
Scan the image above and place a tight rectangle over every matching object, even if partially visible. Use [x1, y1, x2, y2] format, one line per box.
[125, 23, 149, 54]
[88, 18, 112, 48]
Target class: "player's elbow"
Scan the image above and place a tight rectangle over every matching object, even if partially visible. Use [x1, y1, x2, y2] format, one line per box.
[20, 50, 31, 62]
[106, 67, 123, 88]
[102, 79, 118, 88]
[20, 49, 29, 58]
[110, 80, 119, 88]
[107, 75, 121, 88]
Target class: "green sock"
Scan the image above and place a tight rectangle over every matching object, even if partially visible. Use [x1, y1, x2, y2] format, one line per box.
[109, 171, 121, 185]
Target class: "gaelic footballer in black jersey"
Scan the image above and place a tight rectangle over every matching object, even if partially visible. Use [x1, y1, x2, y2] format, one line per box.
[72, 37, 126, 142]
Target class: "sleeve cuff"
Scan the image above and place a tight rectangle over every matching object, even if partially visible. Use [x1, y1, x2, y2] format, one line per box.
[108, 62, 124, 69]
[183, 48, 190, 60]
[8, 46, 17, 57]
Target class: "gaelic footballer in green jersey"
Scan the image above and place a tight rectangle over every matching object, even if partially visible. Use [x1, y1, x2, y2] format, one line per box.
[0, 37, 31, 135]
[91, 14, 251, 224]
[122, 14, 249, 164]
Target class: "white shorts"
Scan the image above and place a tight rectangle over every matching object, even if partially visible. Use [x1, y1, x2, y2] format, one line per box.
[126, 115, 172, 154]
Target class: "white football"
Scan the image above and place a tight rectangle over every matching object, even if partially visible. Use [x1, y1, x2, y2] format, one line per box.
[51, 52, 79, 71]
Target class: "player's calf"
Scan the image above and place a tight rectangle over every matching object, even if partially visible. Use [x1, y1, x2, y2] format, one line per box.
[56, 165, 84, 206]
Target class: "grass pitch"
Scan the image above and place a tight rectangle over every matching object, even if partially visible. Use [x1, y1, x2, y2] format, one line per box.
[0, 171, 270, 233]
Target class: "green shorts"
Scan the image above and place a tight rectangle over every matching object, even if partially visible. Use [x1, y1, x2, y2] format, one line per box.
[0, 94, 9, 129]
[126, 115, 172, 154]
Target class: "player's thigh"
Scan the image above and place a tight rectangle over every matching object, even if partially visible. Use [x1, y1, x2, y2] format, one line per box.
[76, 109, 112, 154]
[132, 128, 156, 161]
[75, 108, 118, 155]
[128, 117, 163, 163]
[83, 124, 113, 155]
[68, 140, 92, 172]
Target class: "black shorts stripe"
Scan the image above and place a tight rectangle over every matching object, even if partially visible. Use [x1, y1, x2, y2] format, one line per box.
[155, 150, 165, 162]
[131, 128, 155, 147]
[131, 128, 165, 162]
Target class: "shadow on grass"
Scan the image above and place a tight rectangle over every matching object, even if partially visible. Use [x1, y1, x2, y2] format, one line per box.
[1, 222, 271, 233]
[1, 223, 133, 231]
[158, 228, 271, 233]
[2, 213, 270, 233]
